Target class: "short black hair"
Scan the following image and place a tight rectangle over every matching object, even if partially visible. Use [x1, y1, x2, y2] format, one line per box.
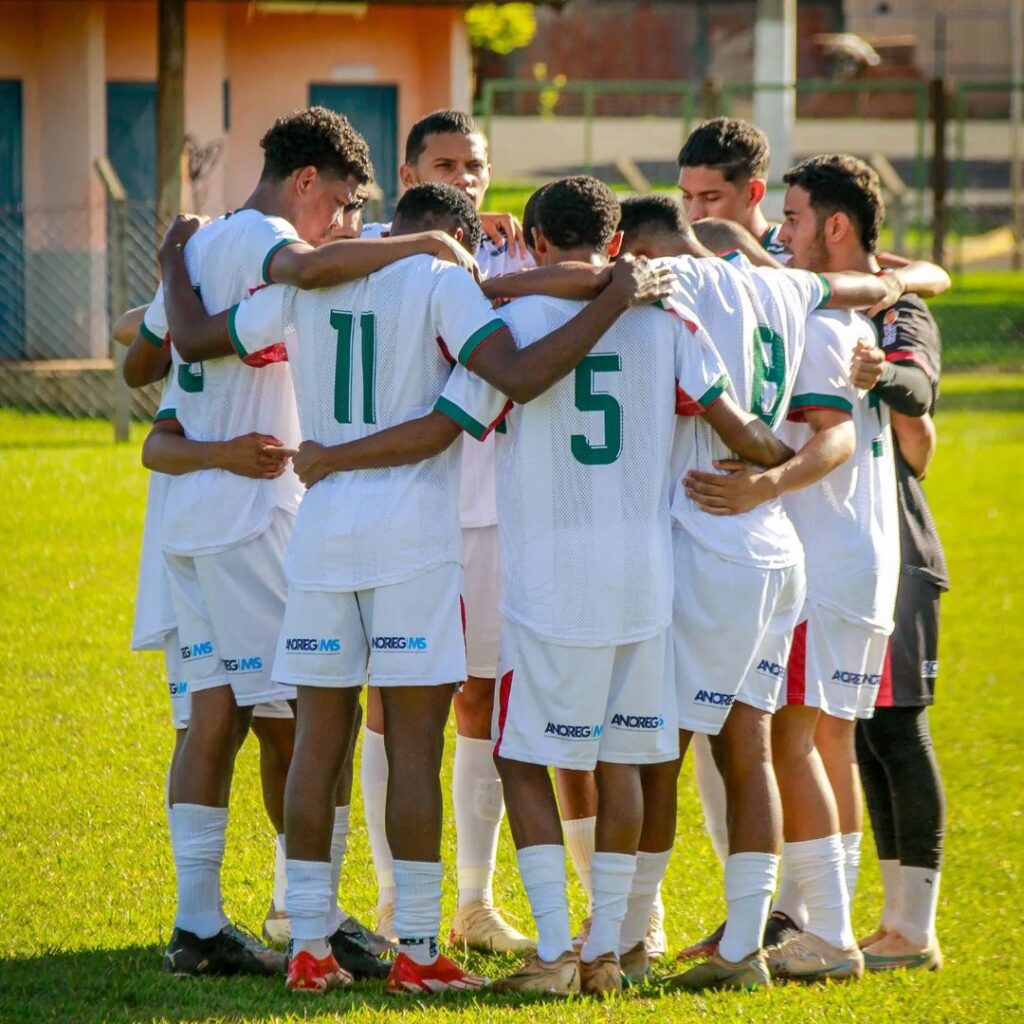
[677, 117, 770, 182]
[392, 182, 482, 253]
[618, 194, 688, 239]
[535, 176, 621, 251]
[260, 106, 374, 184]
[405, 109, 485, 165]
[522, 183, 550, 252]
[783, 154, 884, 253]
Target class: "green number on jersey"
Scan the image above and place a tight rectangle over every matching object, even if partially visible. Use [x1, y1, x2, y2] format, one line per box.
[177, 361, 204, 393]
[751, 325, 786, 426]
[571, 352, 622, 465]
[331, 310, 377, 425]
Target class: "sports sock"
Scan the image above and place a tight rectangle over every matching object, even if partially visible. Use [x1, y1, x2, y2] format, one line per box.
[841, 832, 863, 906]
[772, 847, 808, 929]
[899, 865, 940, 947]
[693, 734, 730, 865]
[286, 858, 333, 957]
[581, 852, 635, 962]
[517, 844, 573, 962]
[619, 849, 671, 953]
[326, 806, 350, 934]
[879, 858, 903, 931]
[718, 852, 779, 962]
[393, 859, 443, 965]
[171, 803, 229, 939]
[562, 816, 596, 912]
[453, 735, 504, 908]
[788, 834, 855, 950]
[272, 834, 287, 913]
[361, 729, 395, 911]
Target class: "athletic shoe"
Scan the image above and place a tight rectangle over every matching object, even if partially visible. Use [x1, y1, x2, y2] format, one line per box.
[343, 915, 395, 957]
[490, 950, 580, 994]
[619, 941, 650, 983]
[763, 910, 801, 949]
[386, 952, 489, 995]
[646, 894, 667, 959]
[663, 950, 771, 992]
[857, 926, 888, 949]
[376, 903, 398, 944]
[675, 920, 724, 962]
[579, 951, 622, 996]
[285, 949, 352, 993]
[329, 922, 391, 979]
[449, 900, 535, 954]
[162, 925, 287, 977]
[766, 932, 864, 982]
[571, 915, 592, 952]
[864, 945, 942, 972]
[262, 903, 290, 946]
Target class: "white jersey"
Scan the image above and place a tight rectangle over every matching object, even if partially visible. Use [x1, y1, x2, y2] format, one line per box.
[142, 209, 304, 557]
[438, 294, 728, 646]
[782, 310, 899, 633]
[664, 254, 829, 568]
[230, 254, 507, 591]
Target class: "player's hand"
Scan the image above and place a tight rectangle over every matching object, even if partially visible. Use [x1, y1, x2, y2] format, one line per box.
[605, 254, 677, 309]
[683, 460, 772, 516]
[866, 268, 907, 317]
[158, 214, 209, 263]
[292, 440, 342, 488]
[850, 340, 886, 390]
[479, 211, 528, 260]
[217, 432, 296, 479]
[427, 230, 482, 283]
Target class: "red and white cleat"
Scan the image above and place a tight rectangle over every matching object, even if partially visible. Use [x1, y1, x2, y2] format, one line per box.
[385, 952, 489, 995]
[286, 950, 353, 993]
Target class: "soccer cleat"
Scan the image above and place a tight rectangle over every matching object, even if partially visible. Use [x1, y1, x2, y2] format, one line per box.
[386, 952, 489, 995]
[863, 934, 942, 972]
[342, 915, 395, 957]
[490, 950, 580, 994]
[579, 951, 622, 996]
[376, 903, 398, 944]
[765, 932, 864, 982]
[663, 950, 771, 992]
[262, 902, 290, 946]
[646, 893, 667, 959]
[329, 921, 391, 979]
[857, 926, 889, 949]
[571, 915, 592, 952]
[675, 920, 725, 962]
[286, 950, 352, 993]
[449, 900, 535, 954]
[763, 910, 802, 949]
[162, 925, 287, 977]
[619, 941, 651, 983]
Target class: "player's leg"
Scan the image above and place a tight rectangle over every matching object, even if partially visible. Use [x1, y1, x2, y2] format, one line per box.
[360, 685, 395, 935]
[554, 768, 596, 939]
[814, 712, 862, 905]
[692, 733, 730, 865]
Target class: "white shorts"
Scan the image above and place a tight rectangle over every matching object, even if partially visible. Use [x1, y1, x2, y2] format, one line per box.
[462, 525, 500, 679]
[164, 508, 296, 708]
[494, 620, 678, 771]
[785, 601, 889, 721]
[272, 562, 467, 689]
[674, 532, 805, 735]
[163, 630, 191, 730]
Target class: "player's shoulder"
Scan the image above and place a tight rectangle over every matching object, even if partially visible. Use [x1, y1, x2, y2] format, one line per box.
[808, 308, 876, 351]
[874, 293, 940, 350]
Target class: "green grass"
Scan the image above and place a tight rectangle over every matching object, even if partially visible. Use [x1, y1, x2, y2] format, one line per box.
[1, 379, 1023, 1023]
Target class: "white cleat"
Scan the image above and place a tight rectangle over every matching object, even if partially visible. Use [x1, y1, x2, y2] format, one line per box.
[449, 900, 536, 954]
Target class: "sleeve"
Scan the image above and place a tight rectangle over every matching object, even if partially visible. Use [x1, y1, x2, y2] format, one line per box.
[776, 267, 831, 315]
[140, 283, 168, 347]
[153, 371, 181, 423]
[435, 364, 512, 442]
[788, 318, 856, 421]
[431, 266, 508, 368]
[253, 215, 303, 286]
[227, 285, 287, 360]
[672, 311, 731, 417]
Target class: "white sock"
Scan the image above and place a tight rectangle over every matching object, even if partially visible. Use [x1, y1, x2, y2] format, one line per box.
[326, 806, 350, 934]
[788, 835, 855, 950]
[772, 847, 808, 929]
[285, 858, 333, 957]
[272, 834, 287, 913]
[879, 858, 903, 931]
[619, 850, 671, 953]
[841, 832, 862, 907]
[171, 803, 229, 939]
[517, 844, 573, 962]
[393, 859, 443, 965]
[562, 816, 595, 912]
[581, 852, 635, 962]
[361, 729, 395, 910]
[693, 734, 730, 866]
[899, 866, 940, 947]
[453, 735, 504, 908]
[718, 852, 779, 962]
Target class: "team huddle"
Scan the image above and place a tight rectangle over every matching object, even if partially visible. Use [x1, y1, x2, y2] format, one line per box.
[120, 106, 950, 997]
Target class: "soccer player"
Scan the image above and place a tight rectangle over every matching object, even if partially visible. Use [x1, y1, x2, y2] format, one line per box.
[159, 181, 676, 994]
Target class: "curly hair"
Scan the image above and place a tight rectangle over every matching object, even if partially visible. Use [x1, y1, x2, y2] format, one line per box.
[535, 176, 621, 251]
[404, 109, 484, 165]
[260, 106, 374, 185]
[392, 182, 482, 253]
[677, 117, 770, 182]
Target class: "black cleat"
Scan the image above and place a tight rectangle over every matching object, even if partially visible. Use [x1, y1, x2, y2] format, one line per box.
[675, 920, 726, 962]
[329, 921, 392, 980]
[763, 911, 801, 949]
[163, 924, 287, 977]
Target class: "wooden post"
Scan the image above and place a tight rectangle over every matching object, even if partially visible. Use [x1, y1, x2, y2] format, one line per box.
[930, 76, 951, 266]
[157, 0, 185, 234]
[701, 77, 721, 119]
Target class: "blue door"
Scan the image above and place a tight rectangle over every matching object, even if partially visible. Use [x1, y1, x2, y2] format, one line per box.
[0, 80, 24, 358]
[309, 83, 399, 211]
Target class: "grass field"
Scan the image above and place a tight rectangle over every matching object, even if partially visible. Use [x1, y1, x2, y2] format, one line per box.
[1, 375, 1022, 1023]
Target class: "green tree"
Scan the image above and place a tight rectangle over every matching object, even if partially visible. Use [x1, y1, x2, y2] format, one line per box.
[465, 2, 537, 55]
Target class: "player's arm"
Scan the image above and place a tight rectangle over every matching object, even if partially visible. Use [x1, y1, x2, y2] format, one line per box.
[123, 332, 171, 388]
[701, 397, 794, 468]
[891, 409, 936, 478]
[142, 416, 295, 478]
[875, 255, 951, 298]
[850, 340, 933, 416]
[114, 305, 147, 347]
[479, 263, 611, 302]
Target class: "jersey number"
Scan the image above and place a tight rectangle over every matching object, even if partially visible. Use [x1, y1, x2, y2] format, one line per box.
[331, 310, 376, 425]
[751, 326, 786, 427]
[178, 361, 204, 394]
[571, 353, 622, 465]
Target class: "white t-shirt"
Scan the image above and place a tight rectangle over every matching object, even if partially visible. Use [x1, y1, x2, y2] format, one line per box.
[781, 310, 900, 633]
[143, 209, 304, 557]
[229, 254, 507, 591]
[437, 295, 728, 647]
